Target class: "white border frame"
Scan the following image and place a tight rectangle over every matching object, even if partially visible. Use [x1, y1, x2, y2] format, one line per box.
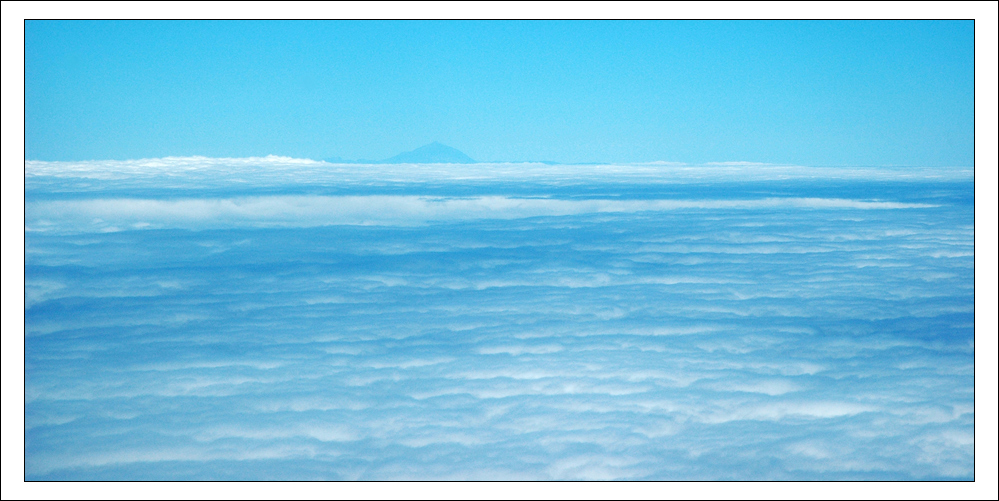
[3, 2, 995, 499]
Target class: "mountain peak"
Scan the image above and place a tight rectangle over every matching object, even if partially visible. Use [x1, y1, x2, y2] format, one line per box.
[382, 142, 476, 164]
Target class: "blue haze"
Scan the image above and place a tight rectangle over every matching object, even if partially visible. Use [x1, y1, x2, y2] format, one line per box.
[24, 158, 974, 480]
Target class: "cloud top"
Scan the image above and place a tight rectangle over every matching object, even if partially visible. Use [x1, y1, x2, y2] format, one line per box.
[22, 156, 975, 480]
[25, 156, 974, 184]
[25, 195, 938, 233]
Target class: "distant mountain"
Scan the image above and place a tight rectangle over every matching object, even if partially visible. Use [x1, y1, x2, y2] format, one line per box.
[381, 142, 476, 164]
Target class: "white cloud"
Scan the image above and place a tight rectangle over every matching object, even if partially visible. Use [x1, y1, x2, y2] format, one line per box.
[24, 157, 974, 184]
[22, 157, 975, 480]
[25, 195, 938, 233]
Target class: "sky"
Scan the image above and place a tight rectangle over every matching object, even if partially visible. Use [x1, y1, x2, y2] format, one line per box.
[24, 20, 974, 165]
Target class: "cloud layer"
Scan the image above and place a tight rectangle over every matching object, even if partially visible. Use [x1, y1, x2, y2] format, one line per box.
[25, 195, 937, 233]
[23, 158, 975, 480]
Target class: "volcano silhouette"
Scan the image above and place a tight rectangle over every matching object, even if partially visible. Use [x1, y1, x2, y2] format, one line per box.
[381, 142, 476, 164]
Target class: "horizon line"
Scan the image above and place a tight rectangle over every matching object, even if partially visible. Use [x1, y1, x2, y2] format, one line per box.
[21, 155, 976, 170]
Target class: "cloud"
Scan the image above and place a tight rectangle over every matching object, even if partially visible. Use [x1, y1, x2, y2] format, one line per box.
[23, 157, 975, 480]
[25, 195, 938, 233]
[25, 157, 974, 185]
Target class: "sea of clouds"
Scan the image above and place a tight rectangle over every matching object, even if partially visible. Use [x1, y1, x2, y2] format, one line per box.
[24, 157, 974, 480]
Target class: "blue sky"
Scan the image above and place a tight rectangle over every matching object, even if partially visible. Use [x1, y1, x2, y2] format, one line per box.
[25, 20, 973, 165]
